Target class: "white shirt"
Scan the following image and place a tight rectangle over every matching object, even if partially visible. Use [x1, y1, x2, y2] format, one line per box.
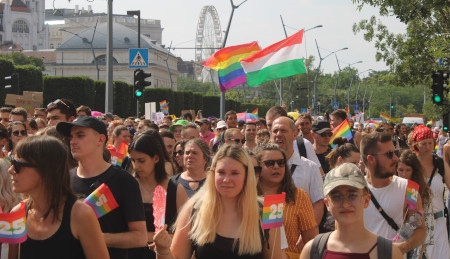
[293, 138, 321, 167]
[287, 152, 324, 203]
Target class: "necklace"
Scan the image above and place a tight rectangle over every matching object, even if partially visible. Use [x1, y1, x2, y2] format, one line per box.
[139, 182, 157, 193]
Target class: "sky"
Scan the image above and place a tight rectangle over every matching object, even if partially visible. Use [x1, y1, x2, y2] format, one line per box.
[46, 0, 406, 76]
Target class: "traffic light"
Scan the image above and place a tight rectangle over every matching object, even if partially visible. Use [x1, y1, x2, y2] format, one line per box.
[4, 73, 19, 94]
[443, 113, 449, 132]
[133, 69, 151, 98]
[432, 71, 445, 105]
[391, 105, 394, 109]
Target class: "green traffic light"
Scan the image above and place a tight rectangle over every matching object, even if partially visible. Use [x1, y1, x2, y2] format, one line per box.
[433, 94, 442, 103]
[444, 126, 449, 131]
[135, 90, 143, 97]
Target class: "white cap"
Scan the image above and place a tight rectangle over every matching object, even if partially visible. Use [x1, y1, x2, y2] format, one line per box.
[217, 120, 228, 129]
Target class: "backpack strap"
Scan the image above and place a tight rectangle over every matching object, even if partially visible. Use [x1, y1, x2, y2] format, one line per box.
[296, 135, 307, 158]
[310, 232, 332, 259]
[376, 235, 392, 259]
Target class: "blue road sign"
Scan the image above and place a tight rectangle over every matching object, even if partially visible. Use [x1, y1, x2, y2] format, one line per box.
[129, 48, 149, 69]
[354, 103, 360, 111]
[332, 102, 339, 110]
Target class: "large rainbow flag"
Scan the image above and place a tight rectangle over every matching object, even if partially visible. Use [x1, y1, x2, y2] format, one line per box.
[330, 118, 353, 146]
[159, 100, 169, 113]
[203, 42, 261, 92]
[237, 112, 258, 122]
[380, 112, 391, 122]
[84, 183, 119, 218]
[251, 108, 258, 117]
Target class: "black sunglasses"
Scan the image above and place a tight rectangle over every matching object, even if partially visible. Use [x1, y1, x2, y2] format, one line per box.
[11, 158, 37, 173]
[371, 150, 399, 159]
[173, 150, 183, 156]
[228, 138, 246, 144]
[47, 99, 70, 110]
[12, 130, 27, 136]
[263, 159, 286, 168]
[319, 131, 333, 137]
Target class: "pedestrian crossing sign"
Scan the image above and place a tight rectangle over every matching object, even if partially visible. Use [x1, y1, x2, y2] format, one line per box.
[129, 48, 149, 68]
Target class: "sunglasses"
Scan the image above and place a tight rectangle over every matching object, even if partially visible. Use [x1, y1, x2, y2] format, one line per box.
[12, 130, 27, 136]
[228, 138, 245, 144]
[47, 99, 70, 110]
[262, 159, 286, 168]
[371, 150, 399, 159]
[11, 158, 37, 173]
[173, 150, 183, 156]
[319, 131, 333, 137]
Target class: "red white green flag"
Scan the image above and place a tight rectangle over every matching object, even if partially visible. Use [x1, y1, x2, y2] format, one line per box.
[241, 30, 306, 86]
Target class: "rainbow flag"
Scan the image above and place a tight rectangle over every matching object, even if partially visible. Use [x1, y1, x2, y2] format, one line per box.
[380, 112, 391, 122]
[0, 201, 27, 244]
[203, 41, 261, 92]
[107, 142, 129, 167]
[406, 180, 420, 210]
[241, 29, 307, 86]
[237, 112, 258, 122]
[84, 183, 119, 218]
[212, 131, 220, 146]
[251, 108, 258, 117]
[345, 106, 350, 114]
[330, 118, 353, 146]
[262, 192, 285, 229]
[159, 100, 169, 113]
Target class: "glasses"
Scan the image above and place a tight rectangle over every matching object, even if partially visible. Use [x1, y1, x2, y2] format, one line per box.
[228, 138, 245, 144]
[173, 150, 183, 156]
[328, 192, 363, 206]
[319, 131, 333, 138]
[262, 159, 286, 168]
[11, 158, 37, 174]
[371, 150, 399, 159]
[47, 99, 70, 110]
[12, 130, 27, 136]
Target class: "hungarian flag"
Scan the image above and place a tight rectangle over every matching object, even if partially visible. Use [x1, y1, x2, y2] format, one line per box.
[241, 30, 307, 86]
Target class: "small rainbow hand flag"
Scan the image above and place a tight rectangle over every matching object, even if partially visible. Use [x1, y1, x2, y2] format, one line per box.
[406, 179, 420, 210]
[0, 201, 27, 244]
[84, 183, 119, 218]
[330, 118, 353, 147]
[262, 192, 285, 230]
[380, 112, 391, 122]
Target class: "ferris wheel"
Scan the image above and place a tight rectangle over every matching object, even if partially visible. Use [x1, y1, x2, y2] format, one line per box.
[195, 5, 222, 83]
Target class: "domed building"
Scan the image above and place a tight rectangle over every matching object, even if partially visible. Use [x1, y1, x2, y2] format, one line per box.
[49, 22, 178, 89]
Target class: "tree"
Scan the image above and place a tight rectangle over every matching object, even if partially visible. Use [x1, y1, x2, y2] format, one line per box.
[352, 0, 450, 86]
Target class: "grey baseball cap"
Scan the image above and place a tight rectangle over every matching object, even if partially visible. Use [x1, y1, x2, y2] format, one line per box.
[323, 163, 368, 196]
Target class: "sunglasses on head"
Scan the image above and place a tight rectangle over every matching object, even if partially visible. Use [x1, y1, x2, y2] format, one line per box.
[228, 138, 245, 144]
[262, 159, 286, 168]
[12, 130, 27, 136]
[371, 150, 399, 159]
[11, 158, 37, 174]
[319, 131, 333, 137]
[47, 99, 70, 110]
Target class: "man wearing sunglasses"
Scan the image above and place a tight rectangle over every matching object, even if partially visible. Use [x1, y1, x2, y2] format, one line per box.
[312, 120, 333, 174]
[46, 98, 76, 126]
[361, 132, 426, 255]
[224, 128, 245, 147]
[271, 116, 324, 227]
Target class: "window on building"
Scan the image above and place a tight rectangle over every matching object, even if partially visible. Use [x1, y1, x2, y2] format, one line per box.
[12, 20, 30, 33]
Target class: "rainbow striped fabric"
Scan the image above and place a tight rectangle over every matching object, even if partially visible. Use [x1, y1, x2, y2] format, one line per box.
[84, 183, 119, 218]
[406, 180, 420, 210]
[203, 42, 261, 92]
[251, 108, 258, 117]
[329, 119, 353, 146]
[262, 192, 285, 230]
[380, 112, 391, 122]
[0, 201, 27, 244]
[159, 100, 169, 113]
[107, 142, 129, 167]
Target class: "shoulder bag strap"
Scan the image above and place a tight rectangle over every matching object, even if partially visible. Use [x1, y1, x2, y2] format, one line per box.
[310, 232, 332, 259]
[376, 236, 392, 259]
[369, 189, 399, 231]
[290, 164, 297, 175]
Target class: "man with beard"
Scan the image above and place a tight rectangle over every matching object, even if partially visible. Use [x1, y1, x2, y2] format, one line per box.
[295, 113, 314, 144]
[242, 122, 257, 152]
[360, 132, 426, 255]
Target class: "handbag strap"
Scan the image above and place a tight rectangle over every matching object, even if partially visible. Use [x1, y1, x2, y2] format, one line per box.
[369, 189, 399, 231]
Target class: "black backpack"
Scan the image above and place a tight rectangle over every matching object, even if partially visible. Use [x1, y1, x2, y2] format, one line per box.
[296, 135, 307, 158]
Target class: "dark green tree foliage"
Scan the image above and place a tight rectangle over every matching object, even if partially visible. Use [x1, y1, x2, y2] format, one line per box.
[203, 95, 221, 118]
[193, 93, 203, 114]
[0, 59, 15, 106]
[93, 81, 106, 112]
[43, 76, 95, 109]
[113, 81, 133, 118]
[15, 65, 43, 93]
[173, 91, 185, 117]
[0, 52, 45, 71]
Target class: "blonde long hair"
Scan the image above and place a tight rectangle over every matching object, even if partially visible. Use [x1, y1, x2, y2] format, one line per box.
[0, 159, 21, 212]
[187, 144, 262, 255]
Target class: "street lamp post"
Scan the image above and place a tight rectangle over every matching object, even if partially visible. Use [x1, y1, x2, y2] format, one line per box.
[354, 69, 372, 104]
[333, 54, 343, 105]
[345, 61, 363, 113]
[312, 40, 348, 116]
[59, 20, 99, 80]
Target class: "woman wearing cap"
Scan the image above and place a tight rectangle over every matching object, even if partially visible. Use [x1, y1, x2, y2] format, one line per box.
[256, 144, 318, 256]
[300, 163, 403, 259]
[412, 124, 450, 258]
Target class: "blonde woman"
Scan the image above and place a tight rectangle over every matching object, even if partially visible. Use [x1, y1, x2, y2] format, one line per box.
[153, 144, 282, 258]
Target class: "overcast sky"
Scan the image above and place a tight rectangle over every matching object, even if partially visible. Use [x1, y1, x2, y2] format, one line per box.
[47, 0, 406, 75]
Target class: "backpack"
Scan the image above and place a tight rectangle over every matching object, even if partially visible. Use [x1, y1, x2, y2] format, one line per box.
[296, 135, 307, 158]
[310, 232, 392, 259]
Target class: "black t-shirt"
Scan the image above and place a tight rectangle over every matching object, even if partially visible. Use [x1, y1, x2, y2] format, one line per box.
[316, 146, 332, 175]
[70, 166, 145, 259]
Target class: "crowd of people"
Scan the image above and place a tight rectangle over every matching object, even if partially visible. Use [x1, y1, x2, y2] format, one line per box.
[0, 100, 449, 259]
